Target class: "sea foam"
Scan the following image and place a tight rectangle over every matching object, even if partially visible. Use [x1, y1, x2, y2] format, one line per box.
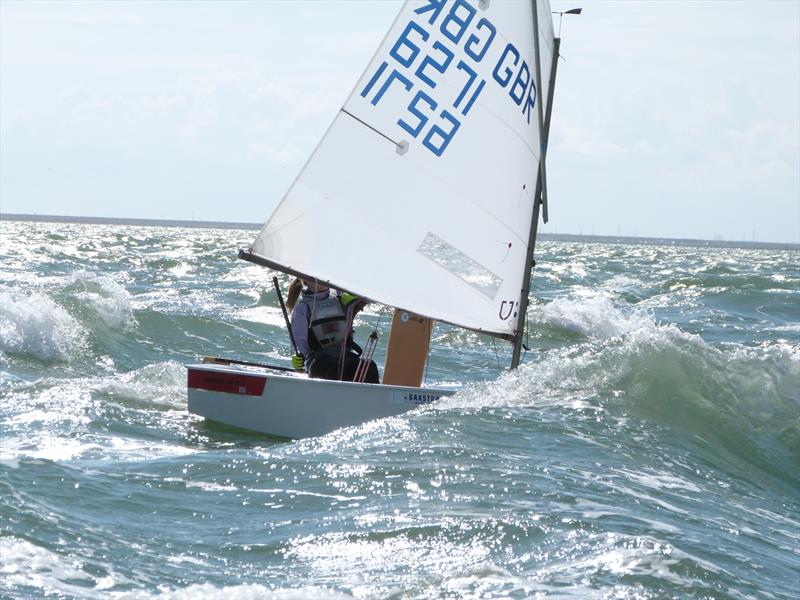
[0, 290, 86, 362]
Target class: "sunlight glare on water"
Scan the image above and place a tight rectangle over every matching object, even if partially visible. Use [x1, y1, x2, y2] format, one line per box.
[0, 221, 798, 599]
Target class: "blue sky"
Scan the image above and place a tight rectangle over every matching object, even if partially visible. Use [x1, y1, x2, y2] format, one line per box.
[1, 0, 798, 243]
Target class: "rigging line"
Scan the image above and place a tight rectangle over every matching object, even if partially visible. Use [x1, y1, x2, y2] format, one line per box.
[522, 312, 530, 365]
[340, 109, 399, 147]
[518, 297, 530, 366]
[339, 300, 357, 381]
[373, 304, 390, 336]
[342, 298, 384, 381]
[491, 336, 501, 373]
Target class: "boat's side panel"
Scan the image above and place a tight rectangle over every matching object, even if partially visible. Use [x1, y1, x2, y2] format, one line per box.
[187, 365, 454, 438]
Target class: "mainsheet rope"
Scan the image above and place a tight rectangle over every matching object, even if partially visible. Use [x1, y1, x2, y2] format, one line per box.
[337, 298, 389, 382]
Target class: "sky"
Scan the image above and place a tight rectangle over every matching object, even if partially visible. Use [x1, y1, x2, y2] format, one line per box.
[1, 0, 798, 244]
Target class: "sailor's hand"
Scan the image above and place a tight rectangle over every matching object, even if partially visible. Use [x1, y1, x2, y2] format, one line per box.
[340, 292, 359, 306]
[291, 354, 304, 371]
[341, 292, 367, 313]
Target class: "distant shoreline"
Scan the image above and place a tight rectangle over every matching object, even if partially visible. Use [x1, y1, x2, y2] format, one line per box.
[1, 213, 259, 231]
[2, 212, 796, 251]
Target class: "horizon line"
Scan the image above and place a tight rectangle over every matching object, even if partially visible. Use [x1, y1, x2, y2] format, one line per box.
[1, 212, 797, 252]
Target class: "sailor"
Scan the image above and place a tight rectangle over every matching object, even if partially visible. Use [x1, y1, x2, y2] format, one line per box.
[285, 278, 379, 384]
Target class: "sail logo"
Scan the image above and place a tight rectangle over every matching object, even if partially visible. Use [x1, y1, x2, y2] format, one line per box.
[392, 391, 442, 405]
[359, 0, 539, 158]
[498, 299, 518, 321]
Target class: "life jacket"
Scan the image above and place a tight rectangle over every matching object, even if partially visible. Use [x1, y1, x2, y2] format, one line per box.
[307, 292, 347, 351]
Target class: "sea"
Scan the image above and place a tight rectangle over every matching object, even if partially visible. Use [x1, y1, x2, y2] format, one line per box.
[1, 218, 798, 600]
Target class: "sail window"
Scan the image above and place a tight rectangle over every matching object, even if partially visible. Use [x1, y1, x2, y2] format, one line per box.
[417, 231, 501, 299]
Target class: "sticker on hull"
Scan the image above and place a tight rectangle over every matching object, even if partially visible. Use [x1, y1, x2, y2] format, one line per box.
[188, 369, 266, 396]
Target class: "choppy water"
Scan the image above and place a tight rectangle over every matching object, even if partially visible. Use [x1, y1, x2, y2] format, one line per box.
[1, 220, 798, 599]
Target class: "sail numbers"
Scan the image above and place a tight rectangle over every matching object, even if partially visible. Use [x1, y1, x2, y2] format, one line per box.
[359, 0, 538, 158]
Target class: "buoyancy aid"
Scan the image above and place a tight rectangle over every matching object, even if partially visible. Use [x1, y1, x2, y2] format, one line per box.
[307, 293, 347, 351]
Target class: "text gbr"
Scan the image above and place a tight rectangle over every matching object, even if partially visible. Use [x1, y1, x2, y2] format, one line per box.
[361, 0, 541, 157]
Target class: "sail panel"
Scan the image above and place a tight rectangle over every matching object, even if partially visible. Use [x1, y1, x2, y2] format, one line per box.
[251, 0, 555, 338]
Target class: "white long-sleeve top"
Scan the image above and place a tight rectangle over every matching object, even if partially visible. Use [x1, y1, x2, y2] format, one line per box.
[289, 288, 332, 357]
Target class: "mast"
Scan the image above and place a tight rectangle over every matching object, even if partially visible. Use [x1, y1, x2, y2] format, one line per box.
[510, 19, 562, 368]
[532, 0, 550, 225]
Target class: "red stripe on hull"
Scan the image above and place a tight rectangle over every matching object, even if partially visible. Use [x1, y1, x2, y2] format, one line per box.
[188, 368, 266, 396]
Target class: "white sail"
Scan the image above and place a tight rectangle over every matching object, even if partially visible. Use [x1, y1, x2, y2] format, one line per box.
[248, 0, 555, 339]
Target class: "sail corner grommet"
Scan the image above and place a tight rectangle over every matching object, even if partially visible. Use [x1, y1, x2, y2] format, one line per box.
[396, 140, 409, 156]
[479, 0, 490, 10]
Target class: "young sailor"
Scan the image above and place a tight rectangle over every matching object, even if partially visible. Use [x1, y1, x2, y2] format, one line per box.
[286, 278, 379, 384]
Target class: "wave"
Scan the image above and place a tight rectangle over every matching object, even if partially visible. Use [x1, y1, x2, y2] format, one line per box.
[0, 361, 188, 463]
[0, 536, 117, 599]
[59, 272, 135, 331]
[0, 290, 87, 362]
[114, 584, 354, 599]
[442, 292, 800, 486]
[610, 334, 800, 485]
[0, 273, 135, 364]
[1, 537, 354, 600]
[93, 361, 187, 409]
[535, 292, 652, 339]
[0, 537, 353, 600]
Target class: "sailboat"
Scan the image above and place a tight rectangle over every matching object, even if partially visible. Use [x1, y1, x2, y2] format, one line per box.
[188, 0, 564, 439]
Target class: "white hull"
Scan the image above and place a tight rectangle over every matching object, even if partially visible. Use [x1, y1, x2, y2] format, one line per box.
[187, 363, 456, 439]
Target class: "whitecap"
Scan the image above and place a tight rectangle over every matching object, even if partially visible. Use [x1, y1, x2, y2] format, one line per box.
[612, 467, 704, 493]
[95, 360, 187, 408]
[0, 536, 97, 595]
[537, 291, 652, 339]
[0, 289, 86, 361]
[67, 272, 135, 330]
[111, 584, 353, 599]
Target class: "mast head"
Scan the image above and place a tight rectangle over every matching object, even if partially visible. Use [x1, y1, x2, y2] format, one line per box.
[552, 7, 583, 37]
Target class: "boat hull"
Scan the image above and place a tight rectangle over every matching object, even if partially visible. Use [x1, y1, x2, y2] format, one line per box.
[186, 363, 456, 439]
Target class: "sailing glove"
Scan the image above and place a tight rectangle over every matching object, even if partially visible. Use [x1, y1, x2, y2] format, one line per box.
[291, 354, 304, 371]
[340, 292, 359, 307]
